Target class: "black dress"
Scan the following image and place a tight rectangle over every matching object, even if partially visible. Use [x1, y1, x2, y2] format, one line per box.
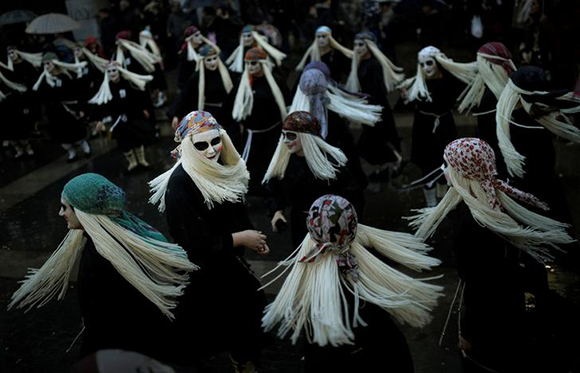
[223, 73, 290, 194]
[411, 75, 465, 174]
[96, 79, 156, 152]
[164, 165, 268, 363]
[77, 236, 177, 363]
[2, 61, 39, 141]
[37, 73, 87, 144]
[320, 48, 352, 84]
[265, 155, 365, 247]
[168, 68, 230, 123]
[356, 56, 401, 165]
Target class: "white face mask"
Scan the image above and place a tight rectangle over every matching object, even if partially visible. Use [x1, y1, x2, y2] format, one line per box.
[107, 66, 120, 82]
[192, 32, 203, 46]
[74, 48, 83, 58]
[7, 50, 17, 61]
[353, 39, 369, 57]
[316, 33, 330, 48]
[191, 129, 222, 162]
[419, 56, 439, 78]
[204, 55, 219, 71]
[44, 61, 56, 74]
[242, 32, 253, 47]
[246, 60, 262, 76]
[282, 130, 303, 155]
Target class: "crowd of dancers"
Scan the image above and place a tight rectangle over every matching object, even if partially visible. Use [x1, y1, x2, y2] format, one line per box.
[4, 7, 580, 373]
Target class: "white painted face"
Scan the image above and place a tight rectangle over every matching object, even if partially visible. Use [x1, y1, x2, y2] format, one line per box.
[191, 129, 222, 162]
[7, 49, 18, 61]
[282, 130, 303, 155]
[107, 66, 120, 82]
[59, 199, 83, 230]
[204, 55, 219, 71]
[419, 55, 439, 78]
[242, 32, 253, 47]
[246, 60, 262, 76]
[74, 47, 83, 58]
[192, 31, 203, 46]
[44, 60, 56, 74]
[354, 39, 369, 57]
[316, 33, 330, 48]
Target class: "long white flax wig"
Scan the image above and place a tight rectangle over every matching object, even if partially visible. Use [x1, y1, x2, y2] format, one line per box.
[346, 39, 405, 93]
[262, 132, 348, 184]
[3, 50, 43, 71]
[149, 112, 249, 211]
[226, 30, 287, 73]
[196, 55, 233, 110]
[295, 27, 354, 71]
[496, 76, 580, 178]
[88, 65, 153, 105]
[32, 59, 89, 91]
[0, 70, 27, 101]
[408, 138, 574, 263]
[261, 195, 443, 346]
[8, 184, 198, 320]
[232, 59, 287, 122]
[398, 46, 477, 103]
[116, 38, 161, 73]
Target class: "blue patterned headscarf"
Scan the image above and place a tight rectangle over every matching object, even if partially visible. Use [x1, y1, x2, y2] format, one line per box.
[62, 173, 168, 243]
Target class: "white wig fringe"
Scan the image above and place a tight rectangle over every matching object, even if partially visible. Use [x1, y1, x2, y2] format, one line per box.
[346, 40, 404, 93]
[32, 60, 88, 91]
[226, 31, 287, 73]
[196, 56, 233, 111]
[186, 35, 221, 62]
[116, 39, 161, 73]
[458, 53, 516, 113]
[0, 70, 27, 101]
[398, 51, 477, 103]
[295, 32, 354, 72]
[149, 128, 249, 211]
[4, 50, 43, 71]
[408, 165, 573, 262]
[88, 67, 153, 105]
[262, 132, 348, 183]
[289, 85, 381, 128]
[261, 226, 443, 346]
[496, 79, 580, 178]
[8, 214, 197, 319]
[232, 60, 287, 122]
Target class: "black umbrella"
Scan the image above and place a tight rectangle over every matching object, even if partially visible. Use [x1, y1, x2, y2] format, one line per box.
[0, 9, 37, 26]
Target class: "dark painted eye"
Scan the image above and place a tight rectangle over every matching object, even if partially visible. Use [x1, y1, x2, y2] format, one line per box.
[425, 60, 434, 66]
[194, 142, 210, 151]
[210, 137, 221, 146]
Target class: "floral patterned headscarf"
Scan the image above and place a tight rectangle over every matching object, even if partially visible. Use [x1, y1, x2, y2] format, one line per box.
[444, 138, 548, 211]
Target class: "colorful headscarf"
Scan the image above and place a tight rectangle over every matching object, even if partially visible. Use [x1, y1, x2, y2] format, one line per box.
[444, 138, 548, 210]
[183, 25, 199, 38]
[298, 69, 328, 137]
[244, 46, 268, 61]
[199, 44, 217, 58]
[175, 110, 220, 141]
[262, 194, 443, 346]
[10, 173, 196, 319]
[354, 31, 377, 43]
[116, 30, 132, 41]
[282, 108, 321, 136]
[478, 42, 516, 75]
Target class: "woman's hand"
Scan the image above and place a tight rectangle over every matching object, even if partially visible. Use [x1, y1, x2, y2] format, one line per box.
[271, 210, 287, 232]
[172, 116, 179, 130]
[232, 230, 269, 255]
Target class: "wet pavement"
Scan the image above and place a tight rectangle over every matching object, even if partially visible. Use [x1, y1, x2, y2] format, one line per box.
[1, 53, 580, 372]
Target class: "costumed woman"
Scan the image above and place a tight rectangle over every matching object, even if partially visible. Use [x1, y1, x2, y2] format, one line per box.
[263, 111, 365, 247]
[89, 61, 156, 173]
[262, 194, 443, 372]
[0, 46, 39, 158]
[8, 173, 196, 366]
[398, 46, 475, 207]
[458, 42, 517, 178]
[290, 65, 383, 187]
[176, 25, 219, 91]
[408, 138, 574, 373]
[168, 44, 233, 129]
[495, 65, 580, 215]
[347, 31, 405, 182]
[149, 110, 270, 372]
[223, 46, 290, 194]
[33, 52, 91, 162]
[295, 25, 353, 83]
[225, 25, 287, 75]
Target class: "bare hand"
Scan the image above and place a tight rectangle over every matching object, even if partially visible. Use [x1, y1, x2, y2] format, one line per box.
[172, 116, 179, 130]
[271, 210, 287, 232]
[458, 335, 472, 352]
[233, 230, 269, 255]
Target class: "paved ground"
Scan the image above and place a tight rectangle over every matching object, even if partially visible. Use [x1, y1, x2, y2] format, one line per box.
[1, 43, 580, 372]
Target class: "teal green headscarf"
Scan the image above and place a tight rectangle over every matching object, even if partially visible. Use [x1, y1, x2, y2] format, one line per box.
[62, 173, 168, 243]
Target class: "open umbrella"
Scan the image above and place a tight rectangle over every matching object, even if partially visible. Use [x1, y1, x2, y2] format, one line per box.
[25, 13, 80, 34]
[0, 9, 37, 26]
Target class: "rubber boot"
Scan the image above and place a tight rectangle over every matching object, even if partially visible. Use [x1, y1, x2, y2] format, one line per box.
[124, 149, 138, 172]
[62, 143, 77, 162]
[135, 145, 150, 168]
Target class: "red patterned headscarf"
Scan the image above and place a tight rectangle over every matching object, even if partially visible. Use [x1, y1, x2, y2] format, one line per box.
[115, 30, 132, 41]
[444, 138, 548, 211]
[244, 46, 267, 61]
[477, 42, 515, 75]
[282, 111, 321, 136]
